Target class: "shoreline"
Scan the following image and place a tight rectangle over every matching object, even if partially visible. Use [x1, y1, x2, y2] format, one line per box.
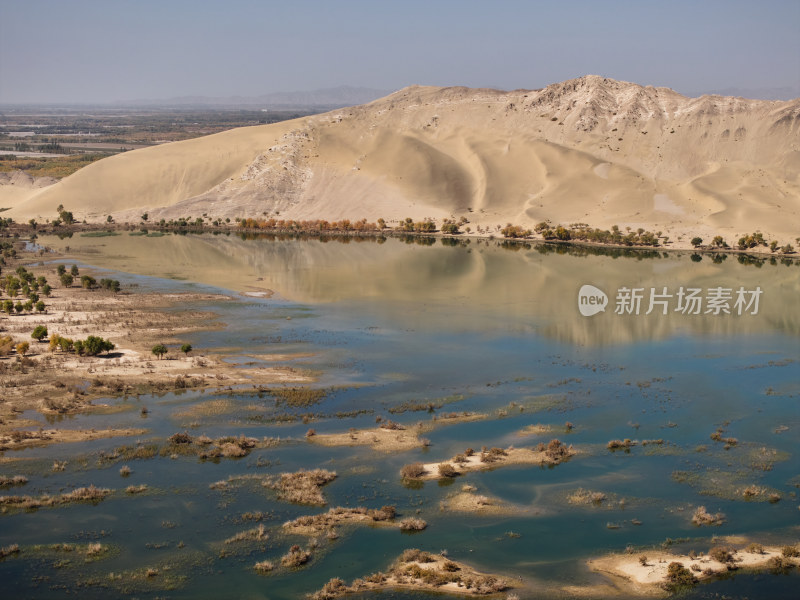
[6, 219, 799, 262]
[0, 245, 315, 452]
[587, 541, 800, 597]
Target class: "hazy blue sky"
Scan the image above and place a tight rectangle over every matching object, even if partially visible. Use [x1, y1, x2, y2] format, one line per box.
[1, 0, 798, 103]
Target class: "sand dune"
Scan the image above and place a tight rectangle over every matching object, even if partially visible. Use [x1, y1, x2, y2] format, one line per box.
[5, 76, 799, 244]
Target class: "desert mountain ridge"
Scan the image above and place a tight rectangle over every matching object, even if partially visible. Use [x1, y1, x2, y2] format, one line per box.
[4, 75, 799, 247]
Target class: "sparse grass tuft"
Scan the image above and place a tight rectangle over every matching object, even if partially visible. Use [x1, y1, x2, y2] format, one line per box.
[265, 469, 337, 505]
[0, 475, 28, 488]
[280, 544, 312, 568]
[254, 560, 274, 573]
[398, 517, 427, 531]
[691, 506, 725, 526]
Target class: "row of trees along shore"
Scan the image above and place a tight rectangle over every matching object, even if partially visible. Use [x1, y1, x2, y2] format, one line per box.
[6, 205, 799, 255]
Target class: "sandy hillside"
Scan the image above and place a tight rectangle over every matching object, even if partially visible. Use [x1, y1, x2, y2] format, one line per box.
[4, 76, 799, 244]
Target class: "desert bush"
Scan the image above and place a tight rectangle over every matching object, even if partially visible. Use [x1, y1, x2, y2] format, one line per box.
[369, 505, 396, 521]
[268, 469, 337, 505]
[168, 432, 193, 445]
[0, 544, 21, 559]
[0, 475, 28, 488]
[401, 463, 426, 479]
[254, 560, 274, 573]
[782, 545, 800, 558]
[399, 517, 428, 531]
[442, 560, 460, 572]
[692, 506, 725, 526]
[607, 439, 636, 450]
[479, 446, 508, 463]
[663, 562, 697, 591]
[438, 463, 458, 478]
[280, 544, 311, 568]
[746, 543, 764, 554]
[709, 546, 734, 563]
[545, 438, 571, 460]
[400, 548, 435, 563]
[310, 577, 347, 599]
[767, 556, 795, 574]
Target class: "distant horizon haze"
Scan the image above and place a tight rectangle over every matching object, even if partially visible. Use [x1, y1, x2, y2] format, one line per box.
[0, 0, 798, 105]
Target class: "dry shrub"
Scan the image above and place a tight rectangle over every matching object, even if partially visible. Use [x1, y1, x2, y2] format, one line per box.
[269, 469, 337, 505]
[480, 446, 508, 463]
[0, 475, 27, 488]
[442, 560, 460, 572]
[0, 544, 20, 559]
[746, 543, 764, 554]
[663, 562, 697, 591]
[545, 439, 571, 461]
[437, 463, 458, 478]
[400, 548, 435, 563]
[225, 524, 267, 545]
[767, 556, 795, 574]
[400, 463, 426, 479]
[254, 560, 274, 573]
[168, 432, 193, 445]
[369, 505, 396, 521]
[399, 518, 427, 531]
[309, 577, 347, 599]
[219, 443, 247, 458]
[281, 544, 311, 567]
[692, 506, 725, 526]
[709, 546, 734, 563]
[607, 439, 636, 450]
[782, 545, 800, 558]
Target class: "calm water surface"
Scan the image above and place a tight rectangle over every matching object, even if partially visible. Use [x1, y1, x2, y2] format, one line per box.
[2, 234, 799, 599]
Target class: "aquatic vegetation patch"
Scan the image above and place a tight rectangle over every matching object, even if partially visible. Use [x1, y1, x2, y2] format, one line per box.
[0, 484, 111, 512]
[263, 469, 337, 505]
[671, 467, 782, 502]
[691, 505, 726, 526]
[280, 544, 313, 568]
[224, 523, 268, 545]
[0, 474, 28, 487]
[388, 393, 466, 414]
